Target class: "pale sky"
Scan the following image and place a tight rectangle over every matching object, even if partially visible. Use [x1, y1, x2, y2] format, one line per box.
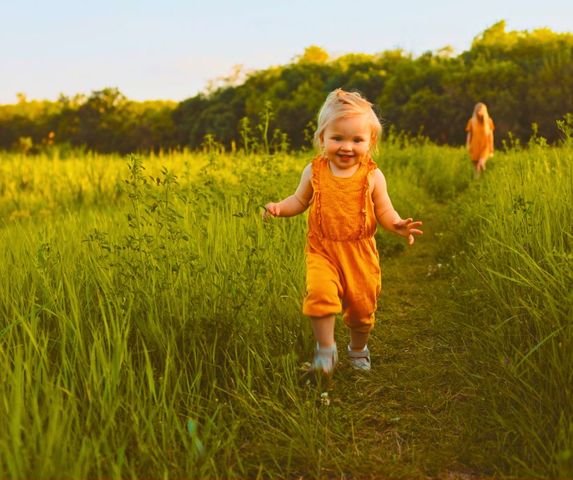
[1, 0, 571, 104]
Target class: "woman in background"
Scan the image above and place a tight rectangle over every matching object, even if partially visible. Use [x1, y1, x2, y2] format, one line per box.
[466, 102, 495, 176]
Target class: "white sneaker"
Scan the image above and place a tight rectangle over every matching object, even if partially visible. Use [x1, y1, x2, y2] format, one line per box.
[311, 343, 338, 375]
[347, 345, 371, 371]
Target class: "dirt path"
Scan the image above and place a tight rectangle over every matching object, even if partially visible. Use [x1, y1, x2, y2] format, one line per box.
[327, 204, 483, 479]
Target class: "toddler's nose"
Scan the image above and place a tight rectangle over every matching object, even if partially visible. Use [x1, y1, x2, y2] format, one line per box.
[340, 142, 353, 151]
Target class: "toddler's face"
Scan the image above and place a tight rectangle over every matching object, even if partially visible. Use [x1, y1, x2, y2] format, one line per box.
[322, 115, 371, 171]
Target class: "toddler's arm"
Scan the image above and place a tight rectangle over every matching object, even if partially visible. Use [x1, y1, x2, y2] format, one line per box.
[263, 164, 313, 218]
[371, 169, 423, 245]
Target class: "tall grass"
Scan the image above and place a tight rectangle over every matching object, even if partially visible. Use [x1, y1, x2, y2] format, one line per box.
[0, 134, 570, 477]
[0, 149, 207, 220]
[444, 135, 573, 477]
[0, 143, 467, 477]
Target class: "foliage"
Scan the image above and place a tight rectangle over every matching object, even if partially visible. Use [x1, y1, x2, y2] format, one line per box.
[0, 88, 177, 154]
[1, 23, 572, 153]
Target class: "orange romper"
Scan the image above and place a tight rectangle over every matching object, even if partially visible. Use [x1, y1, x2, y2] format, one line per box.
[302, 155, 381, 334]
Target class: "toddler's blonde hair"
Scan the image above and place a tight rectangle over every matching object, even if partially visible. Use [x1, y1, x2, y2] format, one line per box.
[313, 89, 382, 151]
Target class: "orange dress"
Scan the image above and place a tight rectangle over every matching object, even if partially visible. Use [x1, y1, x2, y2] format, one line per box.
[302, 155, 381, 334]
[466, 118, 495, 161]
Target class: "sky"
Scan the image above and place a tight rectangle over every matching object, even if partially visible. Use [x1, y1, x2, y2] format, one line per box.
[1, 0, 572, 104]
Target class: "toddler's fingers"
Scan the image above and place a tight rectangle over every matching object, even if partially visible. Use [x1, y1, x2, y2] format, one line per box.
[408, 234, 414, 245]
[409, 221, 423, 228]
[263, 203, 277, 217]
[410, 229, 423, 236]
[393, 218, 412, 227]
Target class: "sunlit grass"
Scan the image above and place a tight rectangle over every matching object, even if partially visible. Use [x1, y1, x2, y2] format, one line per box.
[0, 138, 571, 477]
[442, 141, 573, 477]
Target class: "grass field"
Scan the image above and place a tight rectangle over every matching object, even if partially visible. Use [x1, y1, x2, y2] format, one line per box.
[0, 133, 571, 478]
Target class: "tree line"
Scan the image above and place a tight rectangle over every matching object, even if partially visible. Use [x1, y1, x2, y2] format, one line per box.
[1, 21, 572, 154]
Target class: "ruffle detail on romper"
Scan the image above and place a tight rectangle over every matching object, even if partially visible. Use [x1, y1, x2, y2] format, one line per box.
[310, 155, 325, 239]
[359, 157, 378, 240]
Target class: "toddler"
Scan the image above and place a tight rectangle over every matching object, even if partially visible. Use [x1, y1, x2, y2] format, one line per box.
[264, 89, 423, 374]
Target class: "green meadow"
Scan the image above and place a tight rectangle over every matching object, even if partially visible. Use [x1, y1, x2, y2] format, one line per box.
[0, 129, 571, 477]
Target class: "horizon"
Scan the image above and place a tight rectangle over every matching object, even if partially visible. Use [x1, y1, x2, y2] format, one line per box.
[1, 0, 572, 104]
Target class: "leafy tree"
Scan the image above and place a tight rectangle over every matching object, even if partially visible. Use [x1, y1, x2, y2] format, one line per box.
[1, 24, 572, 152]
[297, 45, 329, 65]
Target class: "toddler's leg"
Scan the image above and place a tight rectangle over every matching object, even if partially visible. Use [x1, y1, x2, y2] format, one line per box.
[349, 326, 371, 351]
[311, 314, 336, 348]
[342, 264, 379, 371]
[345, 316, 374, 371]
[342, 269, 379, 345]
[310, 315, 337, 374]
[304, 254, 342, 374]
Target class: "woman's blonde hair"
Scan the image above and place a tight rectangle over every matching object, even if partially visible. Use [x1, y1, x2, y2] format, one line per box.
[313, 89, 382, 151]
[471, 102, 491, 136]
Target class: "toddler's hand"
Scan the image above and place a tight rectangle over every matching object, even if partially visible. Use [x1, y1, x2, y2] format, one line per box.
[262, 202, 280, 220]
[393, 218, 423, 245]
